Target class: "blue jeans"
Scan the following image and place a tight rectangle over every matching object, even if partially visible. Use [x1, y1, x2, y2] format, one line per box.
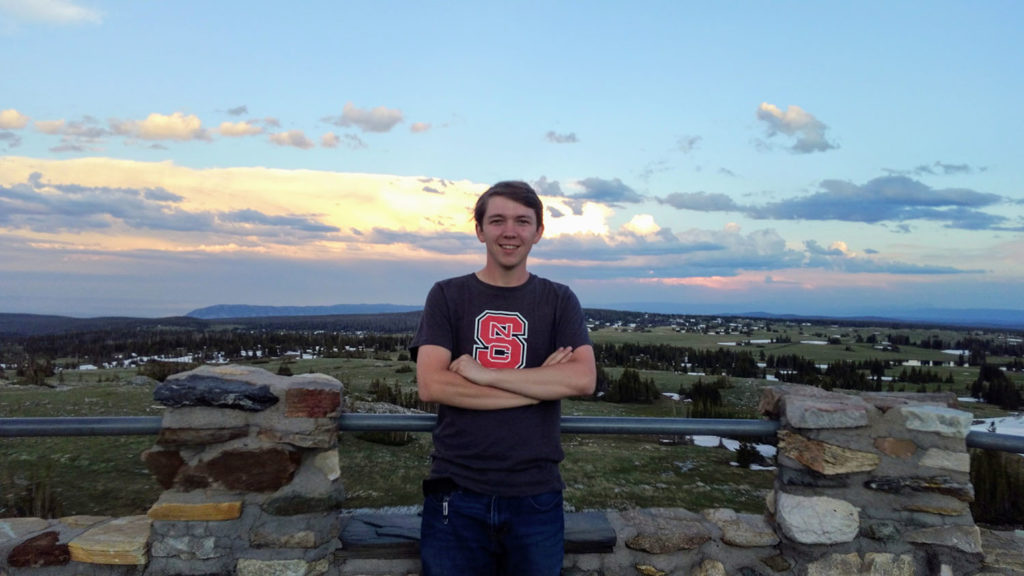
[419, 486, 565, 576]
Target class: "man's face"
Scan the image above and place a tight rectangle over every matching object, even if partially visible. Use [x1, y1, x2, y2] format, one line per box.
[476, 195, 544, 271]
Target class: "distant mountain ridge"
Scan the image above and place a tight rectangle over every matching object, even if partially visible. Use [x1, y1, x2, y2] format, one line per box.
[186, 303, 422, 319]
[2, 304, 1021, 338]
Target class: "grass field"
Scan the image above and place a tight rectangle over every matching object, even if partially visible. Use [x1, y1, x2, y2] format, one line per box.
[1, 325, 1020, 519]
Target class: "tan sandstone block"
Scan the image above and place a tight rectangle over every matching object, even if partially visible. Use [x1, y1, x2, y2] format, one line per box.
[147, 491, 243, 521]
[68, 515, 150, 565]
[147, 500, 243, 521]
[874, 437, 917, 459]
[779, 430, 880, 475]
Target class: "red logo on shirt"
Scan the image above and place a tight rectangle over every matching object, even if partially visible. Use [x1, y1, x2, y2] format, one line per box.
[474, 311, 527, 369]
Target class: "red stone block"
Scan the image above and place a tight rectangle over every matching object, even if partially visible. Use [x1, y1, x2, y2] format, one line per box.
[203, 447, 302, 492]
[8, 531, 70, 567]
[141, 448, 186, 489]
[286, 388, 341, 418]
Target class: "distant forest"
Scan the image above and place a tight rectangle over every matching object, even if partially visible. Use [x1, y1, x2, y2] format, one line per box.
[1, 310, 1022, 410]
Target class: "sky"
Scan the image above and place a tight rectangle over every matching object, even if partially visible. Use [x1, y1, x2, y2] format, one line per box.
[1, 1, 1022, 319]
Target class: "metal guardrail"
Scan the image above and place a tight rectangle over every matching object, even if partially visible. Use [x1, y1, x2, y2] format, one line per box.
[1, 414, 1023, 454]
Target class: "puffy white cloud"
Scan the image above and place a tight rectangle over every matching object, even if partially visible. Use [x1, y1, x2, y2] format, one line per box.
[622, 214, 660, 236]
[0, 109, 29, 129]
[113, 112, 208, 141]
[218, 120, 263, 137]
[325, 102, 403, 133]
[269, 130, 315, 149]
[756, 102, 837, 153]
[321, 132, 340, 148]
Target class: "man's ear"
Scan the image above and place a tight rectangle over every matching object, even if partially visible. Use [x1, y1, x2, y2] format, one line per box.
[533, 224, 544, 244]
[476, 223, 485, 243]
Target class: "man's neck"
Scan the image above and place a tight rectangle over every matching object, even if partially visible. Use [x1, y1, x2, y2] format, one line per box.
[475, 266, 530, 287]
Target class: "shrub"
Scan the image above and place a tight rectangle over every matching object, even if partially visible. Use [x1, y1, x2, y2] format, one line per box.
[734, 441, 760, 469]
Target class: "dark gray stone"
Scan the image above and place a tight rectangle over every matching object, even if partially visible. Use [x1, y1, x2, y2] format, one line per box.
[864, 475, 974, 501]
[779, 466, 850, 488]
[864, 521, 901, 541]
[154, 376, 279, 411]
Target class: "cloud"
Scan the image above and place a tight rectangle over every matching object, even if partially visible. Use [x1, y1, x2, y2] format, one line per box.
[750, 176, 1007, 229]
[0, 173, 338, 238]
[756, 102, 837, 153]
[572, 177, 645, 205]
[677, 135, 701, 154]
[0, 131, 22, 148]
[653, 174, 1013, 231]
[546, 131, 578, 144]
[658, 191, 739, 212]
[0, 109, 29, 129]
[410, 122, 431, 133]
[0, 0, 102, 24]
[221, 209, 341, 233]
[269, 130, 315, 149]
[324, 102, 403, 133]
[342, 133, 367, 149]
[112, 112, 209, 141]
[801, 239, 979, 275]
[884, 161, 987, 177]
[218, 120, 263, 137]
[321, 132, 340, 148]
[34, 116, 111, 152]
[226, 105, 248, 116]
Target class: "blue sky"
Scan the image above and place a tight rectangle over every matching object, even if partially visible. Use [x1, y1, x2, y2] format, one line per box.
[1, 0, 1022, 318]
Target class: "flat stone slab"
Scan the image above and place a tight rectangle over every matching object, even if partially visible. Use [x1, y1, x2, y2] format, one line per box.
[0, 517, 51, 544]
[901, 405, 972, 438]
[68, 515, 151, 565]
[621, 507, 710, 553]
[981, 528, 1024, 573]
[336, 511, 615, 559]
[154, 375, 279, 411]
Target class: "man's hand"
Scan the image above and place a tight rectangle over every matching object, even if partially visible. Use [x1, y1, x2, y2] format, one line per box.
[541, 346, 575, 366]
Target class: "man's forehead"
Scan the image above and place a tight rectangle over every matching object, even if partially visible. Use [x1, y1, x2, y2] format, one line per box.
[483, 196, 536, 219]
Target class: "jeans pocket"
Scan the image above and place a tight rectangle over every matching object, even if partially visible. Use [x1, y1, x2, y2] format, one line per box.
[527, 490, 563, 512]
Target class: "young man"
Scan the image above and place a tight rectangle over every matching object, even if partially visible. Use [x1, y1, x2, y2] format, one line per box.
[410, 180, 597, 575]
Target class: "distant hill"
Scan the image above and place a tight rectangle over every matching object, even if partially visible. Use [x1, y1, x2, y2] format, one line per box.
[185, 303, 422, 319]
[2, 304, 1021, 338]
[0, 313, 206, 337]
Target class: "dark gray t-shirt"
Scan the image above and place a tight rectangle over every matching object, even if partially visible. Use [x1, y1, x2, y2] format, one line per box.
[409, 273, 591, 496]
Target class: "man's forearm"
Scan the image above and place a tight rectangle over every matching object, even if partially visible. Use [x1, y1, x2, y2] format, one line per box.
[449, 346, 597, 401]
[417, 368, 538, 410]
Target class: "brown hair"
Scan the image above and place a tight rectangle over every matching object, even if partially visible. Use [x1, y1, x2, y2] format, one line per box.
[473, 180, 544, 228]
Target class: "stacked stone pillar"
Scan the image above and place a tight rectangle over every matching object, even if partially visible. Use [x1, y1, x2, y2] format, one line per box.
[760, 384, 983, 576]
[141, 365, 344, 576]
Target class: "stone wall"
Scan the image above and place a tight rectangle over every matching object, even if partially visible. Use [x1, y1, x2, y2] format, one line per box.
[2, 371, 1022, 575]
[760, 385, 990, 575]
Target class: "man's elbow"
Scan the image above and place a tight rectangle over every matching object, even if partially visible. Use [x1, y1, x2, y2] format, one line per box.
[417, 382, 439, 404]
[573, 367, 597, 396]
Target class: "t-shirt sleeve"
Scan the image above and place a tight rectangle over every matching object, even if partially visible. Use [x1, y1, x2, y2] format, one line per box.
[557, 287, 591, 349]
[409, 282, 452, 362]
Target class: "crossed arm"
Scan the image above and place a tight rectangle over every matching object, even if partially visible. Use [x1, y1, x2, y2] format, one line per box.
[416, 344, 597, 410]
